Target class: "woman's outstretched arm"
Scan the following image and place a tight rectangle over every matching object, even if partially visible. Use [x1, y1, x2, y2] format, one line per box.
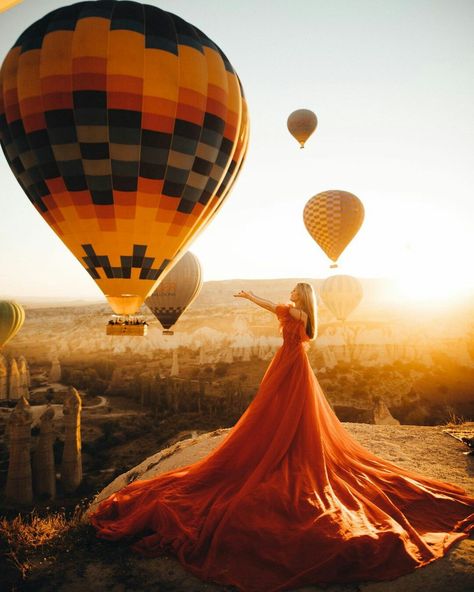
[234, 290, 277, 313]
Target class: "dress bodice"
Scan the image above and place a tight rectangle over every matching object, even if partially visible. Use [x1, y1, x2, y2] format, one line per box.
[275, 304, 310, 346]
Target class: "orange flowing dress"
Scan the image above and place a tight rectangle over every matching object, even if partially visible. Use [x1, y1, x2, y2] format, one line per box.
[89, 304, 474, 591]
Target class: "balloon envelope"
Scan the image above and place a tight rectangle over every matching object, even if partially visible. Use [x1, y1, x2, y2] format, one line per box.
[303, 190, 364, 264]
[320, 275, 363, 321]
[0, 300, 25, 348]
[0, 1, 23, 15]
[0, 1, 248, 315]
[287, 109, 317, 148]
[146, 251, 202, 333]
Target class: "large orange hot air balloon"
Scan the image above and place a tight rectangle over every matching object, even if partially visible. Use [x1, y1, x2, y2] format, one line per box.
[320, 275, 363, 322]
[0, 1, 248, 315]
[0, 300, 25, 348]
[303, 190, 364, 267]
[287, 109, 317, 148]
[146, 251, 202, 335]
[0, 1, 23, 15]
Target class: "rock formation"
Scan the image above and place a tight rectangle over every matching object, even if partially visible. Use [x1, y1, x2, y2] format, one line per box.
[8, 358, 21, 399]
[223, 348, 234, 364]
[5, 396, 33, 504]
[49, 356, 62, 383]
[32, 405, 56, 499]
[170, 349, 179, 377]
[199, 346, 207, 366]
[372, 397, 400, 425]
[17, 355, 30, 399]
[0, 354, 7, 400]
[60, 387, 82, 493]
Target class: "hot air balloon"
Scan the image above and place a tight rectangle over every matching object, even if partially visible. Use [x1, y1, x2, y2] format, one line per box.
[146, 251, 202, 335]
[319, 275, 363, 322]
[0, 1, 23, 15]
[0, 1, 248, 319]
[287, 109, 317, 148]
[0, 300, 25, 348]
[303, 190, 364, 267]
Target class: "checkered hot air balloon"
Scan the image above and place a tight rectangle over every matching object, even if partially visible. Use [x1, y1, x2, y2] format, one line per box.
[145, 250, 202, 335]
[303, 190, 364, 267]
[0, 1, 249, 315]
[0, 301, 25, 348]
[319, 274, 363, 322]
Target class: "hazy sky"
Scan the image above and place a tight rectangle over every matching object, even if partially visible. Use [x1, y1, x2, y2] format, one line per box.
[1, 0, 473, 303]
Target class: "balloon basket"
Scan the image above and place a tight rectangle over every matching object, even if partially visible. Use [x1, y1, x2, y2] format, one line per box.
[162, 330, 174, 336]
[106, 316, 148, 336]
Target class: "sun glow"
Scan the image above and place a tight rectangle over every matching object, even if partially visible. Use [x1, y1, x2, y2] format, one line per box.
[384, 203, 474, 308]
[394, 268, 471, 307]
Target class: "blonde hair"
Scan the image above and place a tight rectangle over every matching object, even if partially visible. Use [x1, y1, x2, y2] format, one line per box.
[295, 282, 317, 340]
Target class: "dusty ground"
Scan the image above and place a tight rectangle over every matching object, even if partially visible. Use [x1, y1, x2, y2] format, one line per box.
[2, 423, 473, 592]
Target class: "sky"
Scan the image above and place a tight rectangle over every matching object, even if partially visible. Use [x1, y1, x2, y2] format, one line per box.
[0, 0, 473, 305]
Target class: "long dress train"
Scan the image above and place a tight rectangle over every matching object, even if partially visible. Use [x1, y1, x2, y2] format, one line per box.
[89, 304, 474, 592]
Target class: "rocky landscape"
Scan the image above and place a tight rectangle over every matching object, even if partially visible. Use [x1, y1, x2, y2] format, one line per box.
[3, 422, 473, 592]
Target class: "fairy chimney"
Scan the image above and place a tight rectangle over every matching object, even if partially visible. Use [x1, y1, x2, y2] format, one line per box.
[372, 397, 400, 426]
[60, 387, 82, 493]
[8, 358, 21, 400]
[32, 405, 56, 499]
[224, 348, 234, 364]
[5, 396, 33, 504]
[49, 357, 61, 383]
[170, 349, 179, 377]
[17, 356, 30, 399]
[0, 355, 7, 400]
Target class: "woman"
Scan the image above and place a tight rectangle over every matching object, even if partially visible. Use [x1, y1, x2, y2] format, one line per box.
[89, 283, 474, 592]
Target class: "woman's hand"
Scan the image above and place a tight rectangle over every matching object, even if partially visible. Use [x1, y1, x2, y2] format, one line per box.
[234, 290, 255, 300]
[233, 291, 277, 313]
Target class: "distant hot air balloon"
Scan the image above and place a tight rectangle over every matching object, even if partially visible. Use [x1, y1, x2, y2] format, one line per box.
[287, 109, 317, 148]
[146, 251, 202, 335]
[0, 300, 25, 348]
[0, 1, 248, 316]
[303, 190, 364, 267]
[319, 275, 363, 322]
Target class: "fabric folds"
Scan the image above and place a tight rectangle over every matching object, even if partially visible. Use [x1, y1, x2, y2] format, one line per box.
[89, 303, 474, 592]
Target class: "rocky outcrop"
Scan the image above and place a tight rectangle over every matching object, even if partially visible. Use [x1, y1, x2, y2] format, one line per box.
[82, 424, 474, 592]
[49, 356, 61, 383]
[8, 358, 20, 399]
[32, 405, 56, 499]
[0, 354, 7, 400]
[372, 397, 400, 425]
[60, 387, 82, 493]
[17, 355, 30, 399]
[5, 396, 33, 504]
[170, 349, 179, 377]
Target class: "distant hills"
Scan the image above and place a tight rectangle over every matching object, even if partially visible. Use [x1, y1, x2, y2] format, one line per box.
[11, 277, 397, 312]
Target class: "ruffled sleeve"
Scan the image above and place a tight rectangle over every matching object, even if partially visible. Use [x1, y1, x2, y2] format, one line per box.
[275, 303, 290, 322]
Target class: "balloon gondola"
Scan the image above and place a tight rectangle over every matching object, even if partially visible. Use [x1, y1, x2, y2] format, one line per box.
[0, 1, 248, 319]
[106, 314, 148, 336]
